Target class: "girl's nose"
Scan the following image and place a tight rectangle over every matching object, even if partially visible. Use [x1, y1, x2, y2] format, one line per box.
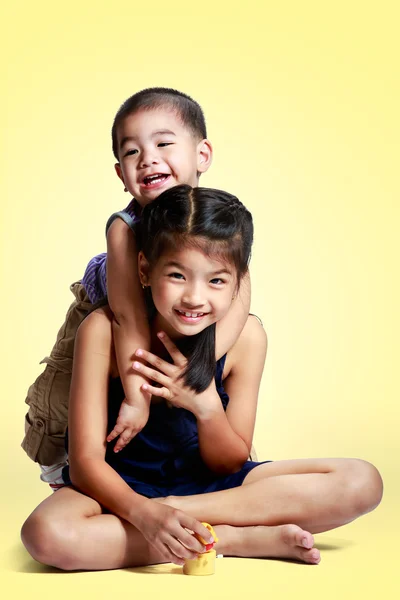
[182, 286, 206, 308]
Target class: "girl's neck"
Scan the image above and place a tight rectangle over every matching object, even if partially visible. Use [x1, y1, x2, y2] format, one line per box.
[150, 313, 183, 357]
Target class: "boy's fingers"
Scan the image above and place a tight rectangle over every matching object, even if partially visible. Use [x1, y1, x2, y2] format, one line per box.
[107, 425, 124, 442]
[114, 430, 136, 452]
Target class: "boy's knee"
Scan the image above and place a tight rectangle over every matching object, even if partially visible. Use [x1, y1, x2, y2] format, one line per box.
[21, 513, 78, 571]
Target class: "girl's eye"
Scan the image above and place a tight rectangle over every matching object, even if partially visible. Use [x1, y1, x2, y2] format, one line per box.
[158, 142, 173, 148]
[169, 272, 184, 280]
[210, 278, 225, 285]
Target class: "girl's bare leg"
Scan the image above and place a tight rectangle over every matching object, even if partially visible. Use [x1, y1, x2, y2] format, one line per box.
[21, 487, 321, 570]
[21, 487, 164, 570]
[165, 458, 383, 534]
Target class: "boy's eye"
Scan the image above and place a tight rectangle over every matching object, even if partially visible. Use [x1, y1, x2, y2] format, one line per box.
[158, 142, 173, 148]
[125, 149, 138, 156]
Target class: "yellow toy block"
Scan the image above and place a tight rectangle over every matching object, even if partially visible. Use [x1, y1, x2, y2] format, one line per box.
[183, 523, 219, 576]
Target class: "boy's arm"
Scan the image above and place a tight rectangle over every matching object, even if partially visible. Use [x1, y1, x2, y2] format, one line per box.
[215, 271, 251, 359]
[106, 218, 151, 451]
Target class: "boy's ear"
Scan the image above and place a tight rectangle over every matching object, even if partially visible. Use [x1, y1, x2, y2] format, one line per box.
[138, 251, 150, 287]
[114, 163, 128, 191]
[197, 139, 213, 174]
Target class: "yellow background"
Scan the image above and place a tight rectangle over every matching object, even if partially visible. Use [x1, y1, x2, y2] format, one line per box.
[1, 1, 398, 598]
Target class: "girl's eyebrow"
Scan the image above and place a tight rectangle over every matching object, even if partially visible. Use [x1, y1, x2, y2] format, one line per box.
[164, 261, 232, 276]
[164, 261, 185, 270]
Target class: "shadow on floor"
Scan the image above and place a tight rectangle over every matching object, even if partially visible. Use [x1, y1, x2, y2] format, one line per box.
[125, 564, 183, 575]
[11, 545, 65, 574]
[11, 544, 182, 575]
[315, 537, 355, 551]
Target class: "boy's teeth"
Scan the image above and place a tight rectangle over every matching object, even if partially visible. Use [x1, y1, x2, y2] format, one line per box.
[144, 174, 167, 185]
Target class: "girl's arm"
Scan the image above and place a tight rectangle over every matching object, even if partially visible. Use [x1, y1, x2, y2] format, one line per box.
[133, 317, 267, 474]
[68, 308, 149, 520]
[215, 271, 251, 359]
[196, 315, 267, 473]
[68, 308, 212, 563]
[106, 218, 151, 450]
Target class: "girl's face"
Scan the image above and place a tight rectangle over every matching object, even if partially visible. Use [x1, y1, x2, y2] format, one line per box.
[139, 245, 238, 340]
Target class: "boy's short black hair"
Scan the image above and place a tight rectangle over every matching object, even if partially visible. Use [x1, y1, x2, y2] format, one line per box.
[112, 87, 207, 160]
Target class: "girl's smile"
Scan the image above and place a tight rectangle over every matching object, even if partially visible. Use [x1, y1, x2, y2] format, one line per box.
[174, 309, 209, 324]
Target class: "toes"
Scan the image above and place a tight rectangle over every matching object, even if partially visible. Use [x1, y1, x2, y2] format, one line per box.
[280, 524, 319, 564]
[300, 547, 321, 564]
[298, 531, 314, 550]
[281, 524, 314, 549]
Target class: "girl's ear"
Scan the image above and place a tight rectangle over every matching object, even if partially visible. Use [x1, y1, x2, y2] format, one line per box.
[138, 251, 150, 287]
[197, 139, 213, 174]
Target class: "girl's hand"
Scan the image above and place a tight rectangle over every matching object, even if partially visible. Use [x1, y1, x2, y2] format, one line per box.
[135, 501, 214, 566]
[106, 398, 150, 452]
[132, 332, 215, 414]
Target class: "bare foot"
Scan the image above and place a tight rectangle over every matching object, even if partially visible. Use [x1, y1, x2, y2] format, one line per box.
[214, 524, 321, 565]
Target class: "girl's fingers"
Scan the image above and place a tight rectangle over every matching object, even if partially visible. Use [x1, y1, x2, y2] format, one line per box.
[165, 537, 198, 562]
[132, 362, 170, 387]
[157, 332, 187, 367]
[134, 349, 175, 376]
[174, 528, 206, 554]
[156, 542, 182, 565]
[183, 517, 215, 546]
[141, 383, 171, 400]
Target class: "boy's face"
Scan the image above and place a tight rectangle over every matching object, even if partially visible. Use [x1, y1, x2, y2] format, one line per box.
[115, 108, 212, 207]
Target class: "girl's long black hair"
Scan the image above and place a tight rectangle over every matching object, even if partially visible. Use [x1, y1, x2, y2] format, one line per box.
[136, 184, 253, 393]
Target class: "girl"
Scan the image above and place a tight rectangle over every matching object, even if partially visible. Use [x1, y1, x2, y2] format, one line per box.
[21, 185, 383, 570]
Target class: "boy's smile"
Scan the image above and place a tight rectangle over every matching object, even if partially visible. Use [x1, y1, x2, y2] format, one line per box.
[115, 109, 212, 207]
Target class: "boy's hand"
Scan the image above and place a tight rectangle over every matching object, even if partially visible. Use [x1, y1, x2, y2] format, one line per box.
[107, 398, 150, 452]
[134, 501, 214, 566]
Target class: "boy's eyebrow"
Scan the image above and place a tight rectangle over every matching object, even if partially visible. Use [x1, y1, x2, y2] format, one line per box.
[152, 129, 176, 137]
[119, 130, 176, 149]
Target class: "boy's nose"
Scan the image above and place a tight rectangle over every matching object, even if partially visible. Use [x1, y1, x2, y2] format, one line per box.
[140, 149, 159, 168]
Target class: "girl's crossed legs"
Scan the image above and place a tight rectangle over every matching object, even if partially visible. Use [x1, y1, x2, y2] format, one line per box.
[21, 457, 382, 571]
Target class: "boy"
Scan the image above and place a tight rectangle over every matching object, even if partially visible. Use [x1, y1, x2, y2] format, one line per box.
[22, 88, 253, 487]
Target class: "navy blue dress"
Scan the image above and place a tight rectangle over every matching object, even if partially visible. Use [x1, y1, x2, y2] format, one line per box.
[63, 355, 269, 497]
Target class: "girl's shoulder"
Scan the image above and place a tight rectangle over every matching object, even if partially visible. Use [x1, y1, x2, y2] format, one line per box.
[76, 306, 114, 349]
[75, 306, 118, 376]
[222, 315, 267, 380]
